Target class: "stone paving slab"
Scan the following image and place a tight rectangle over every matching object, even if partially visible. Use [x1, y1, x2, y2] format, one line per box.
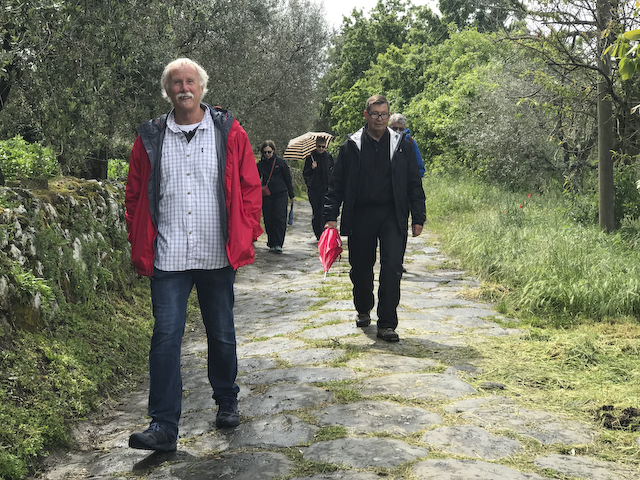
[148, 451, 295, 480]
[412, 459, 549, 479]
[445, 396, 596, 445]
[277, 347, 345, 366]
[240, 366, 357, 385]
[240, 384, 335, 417]
[227, 414, 318, 448]
[346, 353, 438, 373]
[236, 337, 307, 356]
[290, 473, 389, 480]
[359, 373, 478, 401]
[311, 400, 443, 434]
[420, 425, 523, 460]
[238, 356, 278, 373]
[298, 322, 363, 340]
[534, 454, 639, 480]
[303, 438, 429, 469]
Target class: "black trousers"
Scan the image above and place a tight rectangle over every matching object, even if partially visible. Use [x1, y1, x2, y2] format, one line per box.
[262, 191, 288, 247]
[348, 204, 405, 330]
[308, 186, 328, 240]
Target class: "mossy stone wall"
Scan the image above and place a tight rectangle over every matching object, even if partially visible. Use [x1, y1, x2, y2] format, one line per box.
[0, 178, 135, 333]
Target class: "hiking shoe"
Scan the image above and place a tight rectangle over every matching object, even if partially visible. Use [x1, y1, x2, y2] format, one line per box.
[216, 396, 240, 428]
[356, 312, 371, 327]
[377, 328, 399, 342]
[129, 423, 177, 451]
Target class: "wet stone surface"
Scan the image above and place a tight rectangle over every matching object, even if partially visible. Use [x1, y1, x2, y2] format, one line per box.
[38, 202, 636, 480]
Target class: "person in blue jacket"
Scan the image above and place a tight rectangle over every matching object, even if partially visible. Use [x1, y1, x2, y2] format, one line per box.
[389, 113, 424, 177]
[389, 113, 424, 274]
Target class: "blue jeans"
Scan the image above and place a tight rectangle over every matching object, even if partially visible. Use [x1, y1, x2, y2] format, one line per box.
[149, 266, 239, 437]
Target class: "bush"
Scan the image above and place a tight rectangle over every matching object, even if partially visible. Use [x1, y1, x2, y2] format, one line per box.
[0, 136, 60, 180]
[107, 158, 129, 180]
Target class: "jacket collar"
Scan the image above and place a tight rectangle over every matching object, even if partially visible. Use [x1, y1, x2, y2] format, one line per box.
[347, 126, 403, 159]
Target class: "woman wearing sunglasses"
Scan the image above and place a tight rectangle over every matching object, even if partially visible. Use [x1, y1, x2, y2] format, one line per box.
[257, 140, 295, 253]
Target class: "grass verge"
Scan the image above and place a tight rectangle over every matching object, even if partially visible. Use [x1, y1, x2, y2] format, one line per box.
[0, 280, 153, 479]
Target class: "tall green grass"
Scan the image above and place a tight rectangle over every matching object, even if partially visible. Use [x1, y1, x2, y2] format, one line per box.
[424, 173, 640, 324]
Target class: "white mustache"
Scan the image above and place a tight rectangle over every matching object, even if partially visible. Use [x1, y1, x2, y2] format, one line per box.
[177, 93, 194, 100]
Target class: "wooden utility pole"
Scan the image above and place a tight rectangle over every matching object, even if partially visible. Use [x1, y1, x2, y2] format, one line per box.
[597, 0, 615, 232]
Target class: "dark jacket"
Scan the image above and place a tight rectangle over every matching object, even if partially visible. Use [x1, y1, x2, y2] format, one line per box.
[125, 103, 263, 275]
[257, 155, 294, 199]
[303, 150, 334, 190]
[324, 126, 426, 236]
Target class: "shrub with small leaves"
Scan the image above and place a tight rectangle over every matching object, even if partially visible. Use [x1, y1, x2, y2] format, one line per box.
[0, 136, 60, 180]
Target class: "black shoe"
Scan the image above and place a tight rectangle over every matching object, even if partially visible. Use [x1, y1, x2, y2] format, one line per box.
[129, 423, 177, 451]
[402, 266, 407, 273]
[377, 328, 399, 342]
[356, 312, 371, 327]
[216, 396, 240, 428]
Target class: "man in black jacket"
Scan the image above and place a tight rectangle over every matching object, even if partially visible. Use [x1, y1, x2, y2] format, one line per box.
[303, 137, 334, 240]
[323, 95, 426, 342]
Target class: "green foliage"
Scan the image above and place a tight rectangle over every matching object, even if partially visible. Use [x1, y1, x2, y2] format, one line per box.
[406, 29, 502, 168]
[438, 0, 524, 33]
[0, 179, 153, 478]
[1, 0, 332, 175]
[424, 172, 640, 323]
[107, 158, 129, 180]
[613, 162, 640, 225]
[323, 0, 444, 135]
[611, 29, 640, 81]
[0, 136, 60, 180]
[0, 291, 153, 480]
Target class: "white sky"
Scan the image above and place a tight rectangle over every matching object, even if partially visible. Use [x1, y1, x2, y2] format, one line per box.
[322, 0, 440, 30]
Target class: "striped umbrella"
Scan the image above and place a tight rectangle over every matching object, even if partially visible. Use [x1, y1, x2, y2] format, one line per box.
[283, 132, 335, 161]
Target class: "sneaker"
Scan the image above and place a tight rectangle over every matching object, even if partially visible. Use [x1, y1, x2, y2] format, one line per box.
[355, 312, 371, 327]
[275, 246, 283, 253]
[377, 328, 400, 342]
[129, 423, 177, 451]
[269, 246, 277, 253]
[216, 396, 240, 428]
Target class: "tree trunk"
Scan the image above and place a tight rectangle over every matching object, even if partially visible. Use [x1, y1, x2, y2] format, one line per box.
[597, 0, 615, 232]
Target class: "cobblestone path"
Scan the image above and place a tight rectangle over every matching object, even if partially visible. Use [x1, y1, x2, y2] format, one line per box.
[38, 201, 637, 480]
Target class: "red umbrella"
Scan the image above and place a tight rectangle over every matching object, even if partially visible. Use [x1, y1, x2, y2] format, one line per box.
[318, 227, 343, 279]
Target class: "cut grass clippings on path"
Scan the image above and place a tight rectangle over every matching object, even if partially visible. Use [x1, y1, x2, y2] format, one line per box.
[422, 172, 640, 467]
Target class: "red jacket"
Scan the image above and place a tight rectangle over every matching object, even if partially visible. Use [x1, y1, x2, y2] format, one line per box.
[125, 106, 263, 276]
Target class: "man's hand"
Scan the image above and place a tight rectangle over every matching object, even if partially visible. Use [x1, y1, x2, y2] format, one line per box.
[412, 224, 423, 237]
[324, 221, 337, 230]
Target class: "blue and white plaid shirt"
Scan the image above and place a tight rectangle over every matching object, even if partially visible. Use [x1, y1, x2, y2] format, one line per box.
[154, 107, 229, 271]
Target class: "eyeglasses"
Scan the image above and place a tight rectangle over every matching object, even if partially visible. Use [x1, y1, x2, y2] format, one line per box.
[317, 145, 326, 149]
[367, 111, 390, 120]
[390, 126, 405, 132]
[262, 149, 273, 154]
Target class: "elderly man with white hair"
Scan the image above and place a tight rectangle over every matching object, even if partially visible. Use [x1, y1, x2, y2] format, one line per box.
[125, 58, 263, 451]
[389, 113, 425, 177]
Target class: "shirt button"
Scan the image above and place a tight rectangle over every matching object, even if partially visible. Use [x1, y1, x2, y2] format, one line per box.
[187, 173, 190, 176]
[188, 211, 191, 215]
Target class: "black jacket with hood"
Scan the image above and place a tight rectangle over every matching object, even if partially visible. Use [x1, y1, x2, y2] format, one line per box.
[324, 126, 426, 236]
